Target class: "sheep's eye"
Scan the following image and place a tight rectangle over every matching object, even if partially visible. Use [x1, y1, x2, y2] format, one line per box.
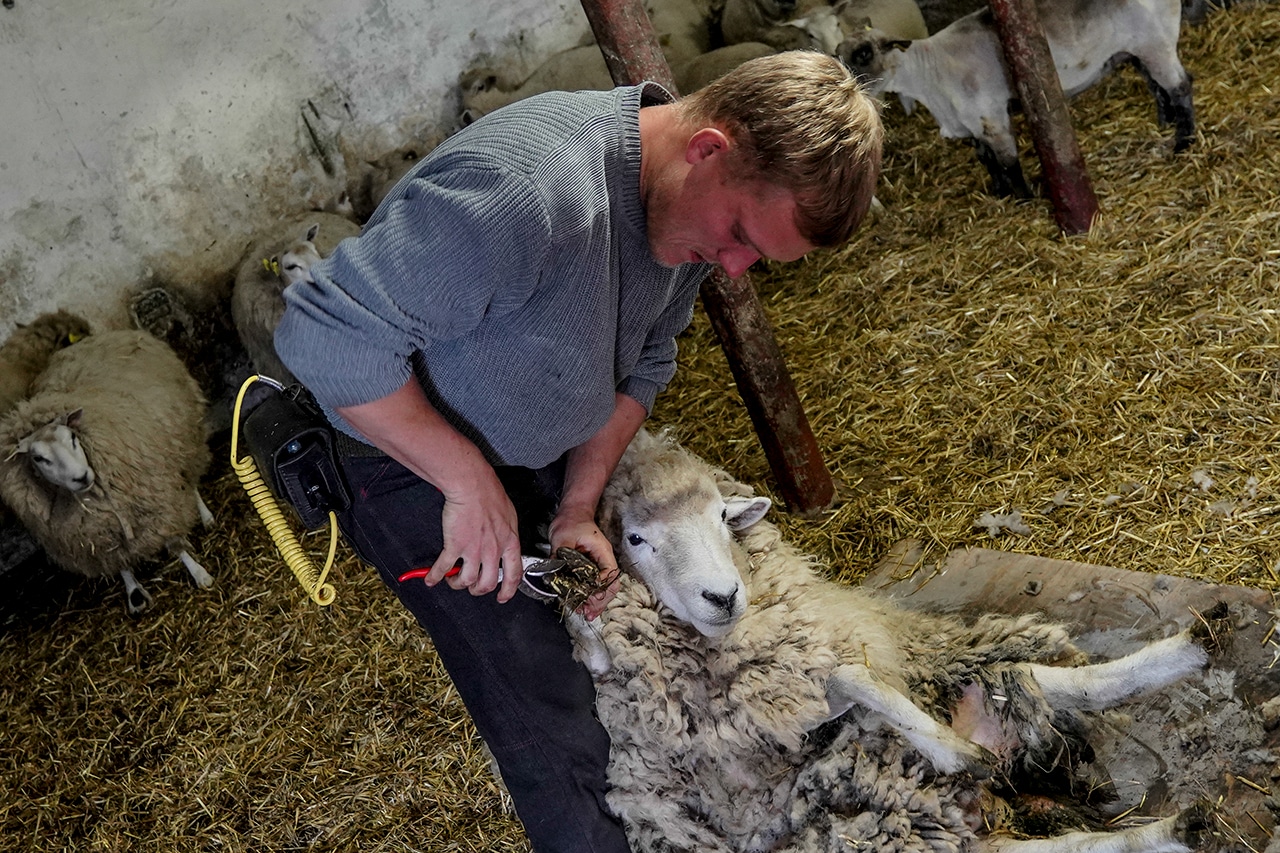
[626, 533, 645, 547]
[70, 435, 79, 449]
[32, 454, 49, 465]
[721, 508, 728, 523]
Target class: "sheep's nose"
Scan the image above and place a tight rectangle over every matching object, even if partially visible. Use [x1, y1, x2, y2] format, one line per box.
[74, 472, 94, 490]
[701, 585, 739, 615]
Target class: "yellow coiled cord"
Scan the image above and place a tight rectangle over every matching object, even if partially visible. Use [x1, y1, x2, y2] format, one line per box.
[230, 375, 338, 606]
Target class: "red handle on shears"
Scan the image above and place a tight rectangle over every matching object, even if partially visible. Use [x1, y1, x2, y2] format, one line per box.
[398, 566, 460, 582]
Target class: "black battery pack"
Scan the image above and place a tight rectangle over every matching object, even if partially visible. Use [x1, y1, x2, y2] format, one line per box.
[240, 385, 352, 529]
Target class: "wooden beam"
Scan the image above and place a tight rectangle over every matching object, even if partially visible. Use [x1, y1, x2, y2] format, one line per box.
[987, 0, 1100, 235]
[578, 0, 836, 514]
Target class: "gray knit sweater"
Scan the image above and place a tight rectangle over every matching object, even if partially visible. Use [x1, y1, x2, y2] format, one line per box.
[275, 84, 711, 468]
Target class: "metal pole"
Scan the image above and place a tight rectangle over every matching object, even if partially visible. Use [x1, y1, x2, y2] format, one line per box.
[986, 0, 1100, 235]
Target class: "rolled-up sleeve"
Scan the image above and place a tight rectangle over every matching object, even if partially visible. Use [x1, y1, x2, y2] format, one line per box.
[275, 164, 550, 410]
[617, 267, 706, 413]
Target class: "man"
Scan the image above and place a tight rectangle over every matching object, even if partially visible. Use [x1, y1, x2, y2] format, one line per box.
[275, 50, 882, 852]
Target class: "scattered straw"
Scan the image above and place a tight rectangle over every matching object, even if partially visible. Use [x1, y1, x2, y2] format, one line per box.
[1, 5, 1277, 850]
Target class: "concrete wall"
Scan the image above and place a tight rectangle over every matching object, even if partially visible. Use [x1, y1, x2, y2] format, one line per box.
[0, 0, 590, 338]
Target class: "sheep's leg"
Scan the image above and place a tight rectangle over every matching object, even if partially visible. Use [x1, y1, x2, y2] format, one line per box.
[196, 489, 214, 528]
[120, 568, 153, 615]
[1028, 633, 1208, 712]
[1130, 54, 1195, 151]
[179, 550, 214, 589]
[825, 663, 991, 775]
[971, 137, 1031, 199]
[984, 801, 1210, 853]
[565, 611, 612, 678]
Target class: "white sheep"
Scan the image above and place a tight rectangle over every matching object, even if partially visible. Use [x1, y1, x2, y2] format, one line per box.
[720, 0, 928, 52]
[0, 329, 215, 614]
[346, 142, 435, 223]
[674, 42, 779, 93]
[647, 0, 718, 69]
[836, 0, 1194, 197]
[570, 428, 1218, 852]
[461, 42, 791, 121]
[0, 310, 92, 418]
[230, 212, 361, 387]
[806, 0, 930, 41]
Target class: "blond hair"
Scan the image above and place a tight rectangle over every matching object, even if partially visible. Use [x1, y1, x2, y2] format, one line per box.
[678, 50, 884, 247]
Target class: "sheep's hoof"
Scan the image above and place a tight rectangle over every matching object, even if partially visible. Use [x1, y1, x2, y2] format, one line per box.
[959, 743, 997, 781]
[1189, 601, 1232, 656]
[1173, 800, 1213, 847]
[127, 585, 154, 615]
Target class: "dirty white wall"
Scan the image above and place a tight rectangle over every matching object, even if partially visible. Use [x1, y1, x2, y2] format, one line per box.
[0, 0, 591, 338]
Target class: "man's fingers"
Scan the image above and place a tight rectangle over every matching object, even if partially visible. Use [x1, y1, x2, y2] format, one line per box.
[428, 554, 465, 586]
[496, 546, 524, 603]
[468, 544, 504, 596]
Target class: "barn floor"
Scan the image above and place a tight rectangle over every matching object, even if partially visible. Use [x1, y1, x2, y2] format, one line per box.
[1, 3, 1278, 852]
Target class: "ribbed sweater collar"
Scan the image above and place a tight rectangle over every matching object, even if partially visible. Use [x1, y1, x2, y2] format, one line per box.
[616, 81, 676, 244]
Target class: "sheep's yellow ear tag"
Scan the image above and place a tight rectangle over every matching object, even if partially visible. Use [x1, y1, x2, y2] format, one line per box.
[66, 331, 84, 344]
[261, 257, 281, 276]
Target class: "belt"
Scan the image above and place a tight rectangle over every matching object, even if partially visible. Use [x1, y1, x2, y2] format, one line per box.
[334, 430, 388, 458]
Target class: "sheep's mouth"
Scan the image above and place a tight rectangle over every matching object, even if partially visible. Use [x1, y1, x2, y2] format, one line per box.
[695, 617, 739, 638]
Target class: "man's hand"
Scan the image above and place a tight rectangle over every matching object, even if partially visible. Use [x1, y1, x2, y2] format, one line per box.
[336, 379, 525, 603]
[432, 467, 525, 603]
[550, 510, 621, 621]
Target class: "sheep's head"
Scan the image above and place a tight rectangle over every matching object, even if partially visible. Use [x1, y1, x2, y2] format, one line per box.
[787, 6, 845, 54]
[272, 223, 322, 286]
[835, 28, 909, 93]
[11, 410, 95, 493]
[602, 431, 771, 638]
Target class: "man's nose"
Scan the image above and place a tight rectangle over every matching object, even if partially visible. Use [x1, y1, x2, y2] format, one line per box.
[717, 247, 760, 278]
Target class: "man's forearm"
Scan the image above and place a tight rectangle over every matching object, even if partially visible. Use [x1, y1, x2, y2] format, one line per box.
[335, 378, 494, 500]
[558, 393, 647, 521]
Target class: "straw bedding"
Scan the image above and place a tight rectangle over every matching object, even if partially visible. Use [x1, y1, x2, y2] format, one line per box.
[0, 4, 1277, 850]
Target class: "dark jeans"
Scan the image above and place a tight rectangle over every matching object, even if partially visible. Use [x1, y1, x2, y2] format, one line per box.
[335, 452, 630, 853]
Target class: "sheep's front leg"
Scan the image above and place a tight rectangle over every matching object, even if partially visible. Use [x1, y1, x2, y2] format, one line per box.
[120, 568, 153, 615]
[168, 537, 214, 589]
[179, 551, 214, 589]
[825, 663, 990, 775]
[1028, 633, 1208, 712]
[984, 801, 1210, 853]
[565, 611, 612, 678]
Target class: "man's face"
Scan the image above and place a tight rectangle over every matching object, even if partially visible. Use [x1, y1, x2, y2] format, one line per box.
[645, 132, 816, 279]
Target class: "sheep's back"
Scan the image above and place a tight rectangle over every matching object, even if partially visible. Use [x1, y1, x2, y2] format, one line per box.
[1, 332, 209, 577]
[0, 389, 207, 577]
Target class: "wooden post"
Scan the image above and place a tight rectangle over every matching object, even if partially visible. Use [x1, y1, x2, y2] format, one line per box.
[578, 0, 836, 514]
[986, 0, 1100, 235]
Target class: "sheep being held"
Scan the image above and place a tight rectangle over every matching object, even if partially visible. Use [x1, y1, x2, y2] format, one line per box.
[837, 0, 1194, 197]
[569, 428, 1217, 853]
[0, 329, 215, 614]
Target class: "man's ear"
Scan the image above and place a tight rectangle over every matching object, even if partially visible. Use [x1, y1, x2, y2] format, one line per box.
[686, 127, 731, 165]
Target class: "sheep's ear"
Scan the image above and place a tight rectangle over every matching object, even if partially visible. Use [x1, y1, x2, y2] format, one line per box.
[305, 223, 320, 242]
[64, 409, 84, 428]
[725, 496, 771, 531]
[5, 441, 26, 461]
